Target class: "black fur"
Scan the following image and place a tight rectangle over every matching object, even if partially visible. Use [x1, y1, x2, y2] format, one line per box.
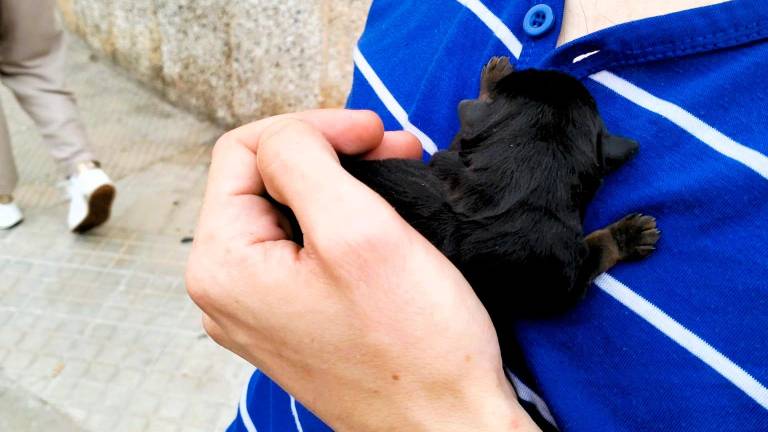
[344, 65, 639, 319]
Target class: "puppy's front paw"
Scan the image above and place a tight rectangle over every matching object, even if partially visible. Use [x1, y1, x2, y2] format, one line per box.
[610, 213, 661, 260]
[483, 56, 513, 81]
[480, 56, 514, 100]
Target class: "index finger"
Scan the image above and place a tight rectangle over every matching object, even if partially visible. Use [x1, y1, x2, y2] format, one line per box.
[207, 109, 412, 200]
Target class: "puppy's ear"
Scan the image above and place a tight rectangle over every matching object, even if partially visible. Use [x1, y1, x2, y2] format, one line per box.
[600, 132, 639, 173]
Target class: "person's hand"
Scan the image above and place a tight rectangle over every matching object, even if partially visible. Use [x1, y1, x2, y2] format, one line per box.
[186, 109, 540, 431]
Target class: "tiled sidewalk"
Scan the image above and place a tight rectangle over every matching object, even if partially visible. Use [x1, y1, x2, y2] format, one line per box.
[0, 33, 253, 431]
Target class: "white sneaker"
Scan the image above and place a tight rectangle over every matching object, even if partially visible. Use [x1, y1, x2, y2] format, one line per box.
[66, 162, 116, 233]
[0, 198, 23, 230]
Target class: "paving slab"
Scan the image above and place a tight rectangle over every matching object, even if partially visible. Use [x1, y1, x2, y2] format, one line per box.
[0, 32, 254, 431]
[0, 371, 84, 432]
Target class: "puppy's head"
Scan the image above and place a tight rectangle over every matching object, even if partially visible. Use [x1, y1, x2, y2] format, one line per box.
[453, 69, 637, 182]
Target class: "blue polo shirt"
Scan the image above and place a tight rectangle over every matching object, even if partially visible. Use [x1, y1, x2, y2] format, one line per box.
[229, 1, 768, 430]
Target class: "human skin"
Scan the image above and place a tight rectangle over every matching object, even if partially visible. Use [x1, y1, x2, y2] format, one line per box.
[559, 0, 728, 45]
[186, 110, 541, 431]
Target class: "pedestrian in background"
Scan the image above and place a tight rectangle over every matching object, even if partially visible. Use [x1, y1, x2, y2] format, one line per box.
[0, 0, 114, 232]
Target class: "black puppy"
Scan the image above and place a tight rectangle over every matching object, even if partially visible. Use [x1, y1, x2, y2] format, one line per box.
[280, 57, 659, 346]
[341, 57, 659, 326]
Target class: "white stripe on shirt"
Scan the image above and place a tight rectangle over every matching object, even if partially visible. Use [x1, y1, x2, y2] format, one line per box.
[595, 274, 768, 410]
[239, 372, 259, 432]
[590, 70, 768, 180]
[506, 369, 559, 427]
[290, 395, 305, 432]
[353, 47, 439, 155]
[455, 0, 523, 58]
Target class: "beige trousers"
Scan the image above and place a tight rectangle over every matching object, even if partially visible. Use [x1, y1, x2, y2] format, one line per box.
[0, 0, 94, 196]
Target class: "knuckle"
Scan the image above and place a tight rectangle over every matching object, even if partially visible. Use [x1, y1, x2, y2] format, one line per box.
[259, 117, 309, 153]
[201, 315, 222, 341]
[185, 253, 212, 306]
[211, 130, 238, 160]
[262, 116, 307, 136]
[184, 276, 207, 307]
[257, 118, 324, 182]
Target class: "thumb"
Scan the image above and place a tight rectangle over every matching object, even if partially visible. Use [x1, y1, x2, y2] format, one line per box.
[256, 118, 412, 256]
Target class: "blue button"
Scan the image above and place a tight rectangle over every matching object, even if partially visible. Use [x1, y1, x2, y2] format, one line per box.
[523, 4, 554, 37]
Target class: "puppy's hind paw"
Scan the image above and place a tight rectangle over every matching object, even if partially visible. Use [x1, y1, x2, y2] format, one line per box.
[611, 213, 661, 261]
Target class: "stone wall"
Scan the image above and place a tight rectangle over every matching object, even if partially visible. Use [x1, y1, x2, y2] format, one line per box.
[57, 0, 372, 126]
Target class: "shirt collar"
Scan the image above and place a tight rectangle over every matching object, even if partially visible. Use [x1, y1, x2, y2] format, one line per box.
[526, 0, 768, 77]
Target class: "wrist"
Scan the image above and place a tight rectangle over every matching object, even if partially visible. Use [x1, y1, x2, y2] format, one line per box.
[367, 369, 541, 432]
[422, 372, 540, 432]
